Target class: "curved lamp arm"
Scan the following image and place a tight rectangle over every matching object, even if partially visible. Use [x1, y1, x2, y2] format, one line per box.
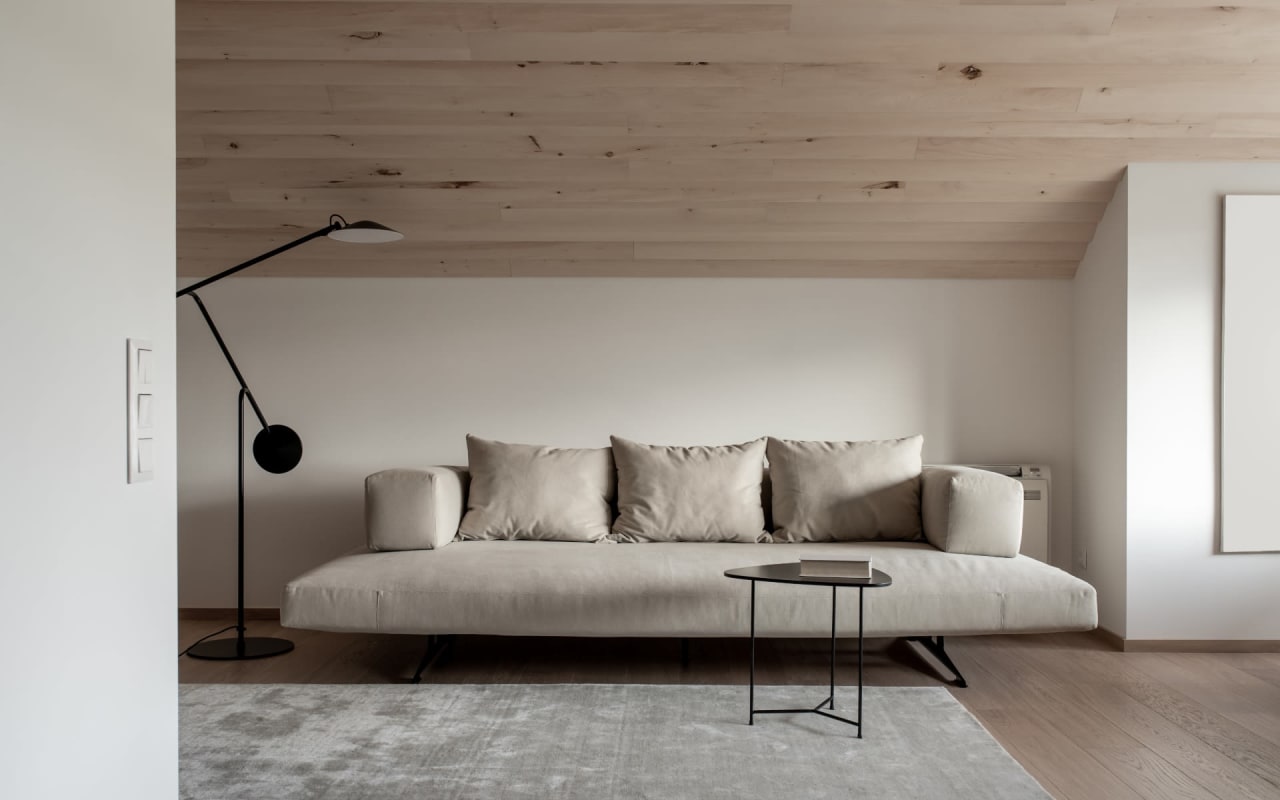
[176, 213, 402, 467]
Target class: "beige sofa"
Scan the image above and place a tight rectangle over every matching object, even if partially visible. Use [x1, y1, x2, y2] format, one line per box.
[282, 464, 1098, 681]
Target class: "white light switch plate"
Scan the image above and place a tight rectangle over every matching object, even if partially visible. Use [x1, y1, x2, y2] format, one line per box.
[127, 338, 154, 483]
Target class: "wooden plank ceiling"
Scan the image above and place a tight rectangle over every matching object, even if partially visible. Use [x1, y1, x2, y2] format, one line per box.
[177, 0, 1280, 279]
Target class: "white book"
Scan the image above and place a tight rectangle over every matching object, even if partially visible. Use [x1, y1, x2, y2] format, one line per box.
[798, 558, 872, 580]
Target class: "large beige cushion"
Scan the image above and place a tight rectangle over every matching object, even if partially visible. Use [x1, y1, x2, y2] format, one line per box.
[922, 466, 1024, 557]
[366, 467, 467, 551]
[458, 435, 614, 543]
[768, 435, 924, 542]
[610, 436, 767, 543]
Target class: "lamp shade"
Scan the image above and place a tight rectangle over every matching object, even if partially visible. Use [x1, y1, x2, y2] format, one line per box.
[253, 424, 303, 474]
[328, 220, 403, 244]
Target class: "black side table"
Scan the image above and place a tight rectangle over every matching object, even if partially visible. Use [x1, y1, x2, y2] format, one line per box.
[725, 563, 892, 738]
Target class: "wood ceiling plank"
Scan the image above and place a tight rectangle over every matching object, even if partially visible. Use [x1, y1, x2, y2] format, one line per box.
[635, 241, 1088, 260]
[462, 32, 1280, 65]
[789, 3, 1118, 35]
[1211, 115, 1280, 138]
[176, 255, 1078, 280]
[900, 181, 1116, 203]
[178, 1, 790, 33]
[179, 236, 636, 260]
[626, 111, 1218, 138]
[918, 136, 1280, 160]
[921, 62, 1280, 90]
[178, 217, 1095, 243]
[177, 108, 1234, 140]
[1080, 87, 1280, 113]
[1110, 5, 1280, 35]
[508, 259, 1080, 278]
[177, 84, 333, 111]
[764, 158, 1124, 182]
[196, 132, 923, 160]
[179, 59, 784, 88]
[179, 157, 630, 186]
[178, 256, 515, 277]
[177, 206, 503, 228]
[326, 84, 1083, 113]
[762, 201, 1105, 224]
[178, 29, 473, 61]
[179, 109, 634, 136]
[208, 180, 1110, 205]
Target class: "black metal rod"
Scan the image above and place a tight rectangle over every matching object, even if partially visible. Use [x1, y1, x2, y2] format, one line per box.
[830, 585, 837, 710]
[906, 635, 969, 688]
[186, 292, 270, 431]
[411, 635, 454, 684]
[176, 224, 338, 299]
[236, 388, 247, 656]
[749, 581, 756, 725]
[858, 587, 865, 739]
[750, 708, 859, 728]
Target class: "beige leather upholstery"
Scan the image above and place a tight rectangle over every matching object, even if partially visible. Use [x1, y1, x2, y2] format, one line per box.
[610, 436, 768, 543]
[922, 466, 1024, 558]
[299, 462, 1095, 639]
[458, 435, 615, 542]
[282, 540, 1097, 637]
[365, 468, 466, 551]
[767, 435, 923, 542]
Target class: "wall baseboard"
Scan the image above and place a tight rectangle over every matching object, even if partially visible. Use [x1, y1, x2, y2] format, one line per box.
[180, 608, 280, 621]
[1097, 626, 1280, 652]
[1120, 638, 1280, 653]
[1094, 627, 1125, 651]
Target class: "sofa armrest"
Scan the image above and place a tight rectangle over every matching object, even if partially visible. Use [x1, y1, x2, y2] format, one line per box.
[366, 467, 468, 551]
[921, 466, 1024, 557]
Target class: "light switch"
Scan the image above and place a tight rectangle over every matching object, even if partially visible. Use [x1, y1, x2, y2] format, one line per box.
[137, 347, 153, 385]
[137, 393, 154, 429]
[137, 438, 154, 474]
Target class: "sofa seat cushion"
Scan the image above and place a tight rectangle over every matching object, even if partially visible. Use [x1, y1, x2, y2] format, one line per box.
[282, 541, 1097, 638]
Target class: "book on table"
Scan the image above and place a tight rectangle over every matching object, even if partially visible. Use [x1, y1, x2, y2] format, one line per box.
[798, 558, 872, 580]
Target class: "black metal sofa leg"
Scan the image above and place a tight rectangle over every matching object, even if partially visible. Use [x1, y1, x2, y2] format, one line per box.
[410, 635, 454, 684]
[906, 636, 969, 688]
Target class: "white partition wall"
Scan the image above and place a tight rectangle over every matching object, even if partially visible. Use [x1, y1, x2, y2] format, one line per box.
[1124, 164, 1280, 641]
[1221, 195, 1280, 553]
[0, 1, 177, 797]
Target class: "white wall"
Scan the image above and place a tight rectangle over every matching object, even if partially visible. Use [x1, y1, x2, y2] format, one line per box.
[1125, 163, 1280, 640]
[1072, 174, 1129, 637]
[178, 278, 1075, 607]
[0, 2, 177, 798]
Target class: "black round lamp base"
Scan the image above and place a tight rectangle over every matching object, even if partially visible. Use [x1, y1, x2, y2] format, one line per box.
[186, 636, 295, 661]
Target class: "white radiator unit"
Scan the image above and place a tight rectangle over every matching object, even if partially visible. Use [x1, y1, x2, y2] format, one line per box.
[966, 464, 1051, 563]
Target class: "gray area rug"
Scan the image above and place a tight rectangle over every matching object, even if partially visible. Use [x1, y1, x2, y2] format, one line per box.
[181, 684, 1049, 800]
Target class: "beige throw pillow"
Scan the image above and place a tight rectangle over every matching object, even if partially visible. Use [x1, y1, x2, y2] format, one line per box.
[458, 435, 615, 542]
[768, 435, 924, 542]
[610, 436, 767, 543]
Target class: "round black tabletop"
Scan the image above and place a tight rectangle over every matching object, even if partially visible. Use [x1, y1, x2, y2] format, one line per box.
[724, 562, 893, 588]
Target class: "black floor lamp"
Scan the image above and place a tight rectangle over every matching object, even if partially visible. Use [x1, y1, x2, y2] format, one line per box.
[181, 214, 402, 660]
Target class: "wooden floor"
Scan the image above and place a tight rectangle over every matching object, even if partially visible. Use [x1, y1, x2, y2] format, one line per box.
[180, 619, 1280, 800]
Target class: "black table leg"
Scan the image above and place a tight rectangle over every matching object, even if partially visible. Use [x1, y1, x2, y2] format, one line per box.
[743, 577, 863, 735]
[749, 580, 756, 725]
[829, 585, 837, 710]
[858, 586, 864, 739]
